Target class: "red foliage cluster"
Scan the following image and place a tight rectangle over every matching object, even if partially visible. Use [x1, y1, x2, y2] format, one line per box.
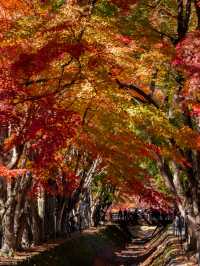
[30, 170, 79, 198]
[109, 0, 137, 12]
[23, 101, 81, 168]
[191, 104, 200, 116]
[0, 25, 89, 200]
[0, 164, 27, 179]
[115, 34, 133, 45]
[139, 189, 173, 212]
[119, 177, 172, 212]
[0, 67, 25, 102]
[11, 40, 85, 79]
[173, 31, 200, 75]
[173, 30, 200, 118]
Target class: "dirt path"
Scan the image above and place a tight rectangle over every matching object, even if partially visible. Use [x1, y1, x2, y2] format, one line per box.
[93, 225, 156, 266]
[0, 225, 129, 266]
[95, 225, 198, 266]
[112, 226, 155, 266]
[0, 225, 198, 266]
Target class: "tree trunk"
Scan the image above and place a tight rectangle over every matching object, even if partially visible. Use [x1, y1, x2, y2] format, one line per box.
[1, 198, 17, 253]
[31, 199, 42, 245]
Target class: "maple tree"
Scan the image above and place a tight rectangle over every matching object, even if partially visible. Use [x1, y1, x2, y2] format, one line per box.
[0, 0, 86, 251]
[102, 0, 200, 257]
[0, 0, 128, 252]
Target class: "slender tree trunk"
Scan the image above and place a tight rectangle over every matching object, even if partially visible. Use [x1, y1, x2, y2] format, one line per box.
[57, 200, 67, 234]
[1, 196, 17, 252]
[31, 199, 42, 245]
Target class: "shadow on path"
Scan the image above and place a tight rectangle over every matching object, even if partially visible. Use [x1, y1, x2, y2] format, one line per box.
[93, 225, 157, 266]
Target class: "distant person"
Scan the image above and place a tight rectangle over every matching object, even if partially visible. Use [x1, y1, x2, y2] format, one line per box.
[124, 209, 128, 222]
[109, 211, 112, 222]
[79, 214, 83, 233]
[118, 209, 123, 221]
[66, 216, 72, 237]
[127, 209, 131, 222]
[178, 216, 185, 243]
[69, 216, 76, 233]
[174, 214, 179, 236]
[133, 209, 139, 224]
[174, 213, 184, 243]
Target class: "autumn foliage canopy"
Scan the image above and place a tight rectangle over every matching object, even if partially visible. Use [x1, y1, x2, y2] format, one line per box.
[0, 0, 200, 212]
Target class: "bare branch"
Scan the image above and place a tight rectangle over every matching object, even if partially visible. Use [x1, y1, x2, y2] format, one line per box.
[116, 79, 159, 108]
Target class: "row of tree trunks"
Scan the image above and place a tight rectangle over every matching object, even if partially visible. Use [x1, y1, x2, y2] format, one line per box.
[0, 151, 113, 253]
[1, 173, 32, 252]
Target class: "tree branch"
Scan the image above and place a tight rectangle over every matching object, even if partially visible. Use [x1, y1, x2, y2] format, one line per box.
[194, 0, 200, 30]
[177, 0, 191, 42]
[116, 79, 159, 108]
[149, 25, 176, 44]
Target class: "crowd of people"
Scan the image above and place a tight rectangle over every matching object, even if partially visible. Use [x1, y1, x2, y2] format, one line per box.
[112, 208, 173, 226]
[64, 207, 189, 242]
[118, 208, 132, 222]
[111, 208, 189, 245]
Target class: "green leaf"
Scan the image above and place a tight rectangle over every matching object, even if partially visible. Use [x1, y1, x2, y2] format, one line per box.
[94, 0, 118, 17]
[52, 0, 65, 11]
